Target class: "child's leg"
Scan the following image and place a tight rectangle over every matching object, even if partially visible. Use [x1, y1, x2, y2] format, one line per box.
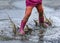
[36, 4, 48, 28]
[36, 4, 44, 23]
[36, 4, 47, 39]
[36, 4, 44, 26]
[20, 6, 33, 35]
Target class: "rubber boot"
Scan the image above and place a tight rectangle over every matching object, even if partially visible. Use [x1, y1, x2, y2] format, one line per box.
[39, 17, 48, 28]
[39, 17, 45, 40]
[19, 20, 27, 35]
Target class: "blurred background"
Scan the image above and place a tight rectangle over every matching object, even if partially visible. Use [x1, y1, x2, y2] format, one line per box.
[0, 0, 60, 9]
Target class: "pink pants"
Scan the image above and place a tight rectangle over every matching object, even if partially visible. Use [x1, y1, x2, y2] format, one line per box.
[26, 0, 42, 7]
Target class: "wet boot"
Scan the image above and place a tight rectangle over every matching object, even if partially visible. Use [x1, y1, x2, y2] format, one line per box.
[39, 17, 48, 40]
[39, 17, 48, 28]
[19, 20, 27, 35]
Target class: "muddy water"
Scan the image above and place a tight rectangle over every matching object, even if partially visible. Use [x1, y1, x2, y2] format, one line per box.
[0, 0, 60, 43]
